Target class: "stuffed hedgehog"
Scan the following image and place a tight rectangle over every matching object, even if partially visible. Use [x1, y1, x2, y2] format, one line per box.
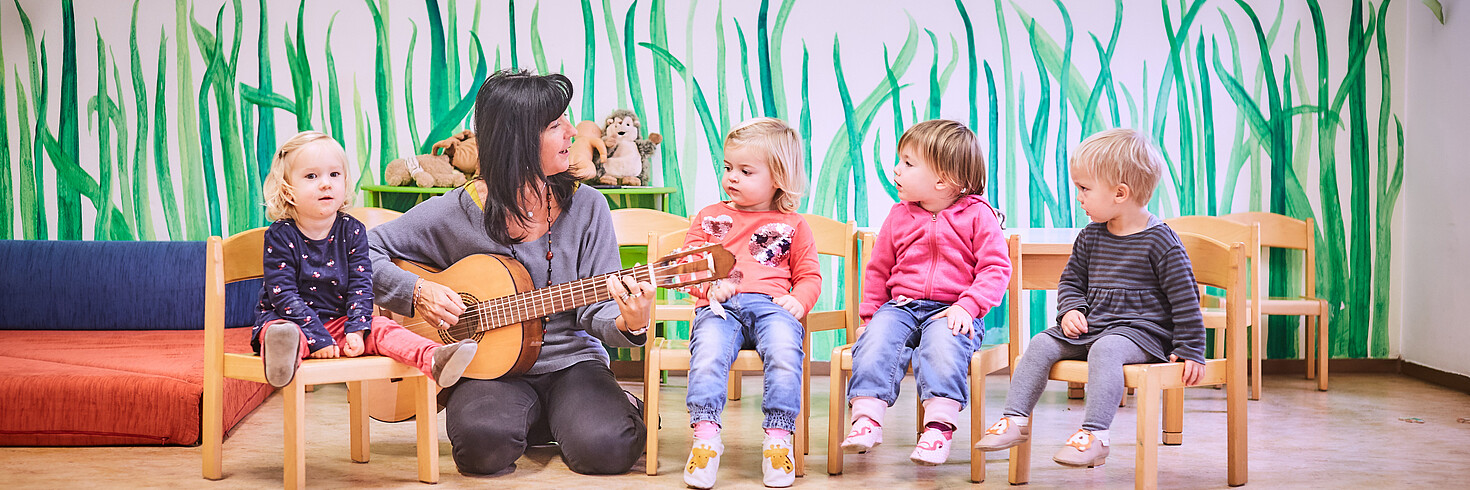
[597, 109, 661, 186]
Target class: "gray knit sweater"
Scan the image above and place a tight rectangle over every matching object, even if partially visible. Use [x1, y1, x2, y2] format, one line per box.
[367, 184, 643, 375]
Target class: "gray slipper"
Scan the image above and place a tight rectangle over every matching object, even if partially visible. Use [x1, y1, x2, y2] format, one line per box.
[431, 340, 479, 388]
[262, 322, 302, 388]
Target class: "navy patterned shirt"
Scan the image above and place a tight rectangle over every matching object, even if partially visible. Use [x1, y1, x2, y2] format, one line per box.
[253, 213, 375, 353]
[1043, 216, 1207, 363]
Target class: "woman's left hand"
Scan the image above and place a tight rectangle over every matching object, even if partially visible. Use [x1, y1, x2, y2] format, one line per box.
[607, 275, 656, 333]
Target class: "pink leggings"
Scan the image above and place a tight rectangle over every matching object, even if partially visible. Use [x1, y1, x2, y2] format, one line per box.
[270, 316, 438, 376]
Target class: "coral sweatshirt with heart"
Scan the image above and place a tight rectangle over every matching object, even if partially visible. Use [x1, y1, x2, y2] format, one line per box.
[681, 202, 822, 313]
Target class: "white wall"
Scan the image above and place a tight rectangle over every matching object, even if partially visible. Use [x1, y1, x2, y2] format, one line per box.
[1403, 3, 1470, 376]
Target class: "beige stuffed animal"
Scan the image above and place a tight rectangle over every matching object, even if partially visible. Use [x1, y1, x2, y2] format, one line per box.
[597, 109, 661, 186]
[432, 130, 479, 180]
[383, 153, 466, 188]
[567, 121, 605, 181]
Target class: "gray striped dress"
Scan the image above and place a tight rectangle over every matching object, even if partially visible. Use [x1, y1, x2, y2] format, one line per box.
[1044, 216, 1207, 363]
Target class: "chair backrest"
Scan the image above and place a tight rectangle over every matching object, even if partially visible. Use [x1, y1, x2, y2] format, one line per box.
[349, 206, 404, 230]
[1223, 211, 1315, 298]
[205, 227, 269, 362]
[1006, 232, 1246, 365]
[1163, 215, 1261, 310]
[610, 208, 690, 246]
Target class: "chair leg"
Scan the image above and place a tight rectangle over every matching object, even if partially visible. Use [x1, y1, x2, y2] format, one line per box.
[1304, 315, 1315, 381]
[202, 372, 224, 480]
[827, 358, 845, 475]
[802, 354, 811, 456]
[1134, 373, 1161, 490]
[915, 395, 925, 436]
[284, 380, 307, 490]
[347, 381, 370, 463]
[1316, 306, 1329, 391]
[1008, 423, 1031, 485]
[645, 343, 662, 476]
[795, 397, 806, 477]
[970, 364, 985, 483]
[1228, 356, 1250, 486]
[728, 371, 742, 400]
[413, 376, 439, 483]
[1068, 381, 1086, 399]
[1162, 388, 1184, 446]
[1120, 387, 1133, 407]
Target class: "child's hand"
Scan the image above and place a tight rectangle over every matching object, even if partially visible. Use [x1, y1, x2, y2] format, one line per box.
[1060, 309, 1088, 338]
[308, 345, 341, 359]
[707, 281, 737, 302]
[1169, 355, 1205, 386]
[342, 331, 365, 357]
[933, 305, 976, 338]
[773, 295, 806, 319]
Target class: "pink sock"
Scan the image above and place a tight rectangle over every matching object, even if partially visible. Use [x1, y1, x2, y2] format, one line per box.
[922, 397, 962, 433]
[850, 396, 888, 428]
[693, 421, 720, 440]
[764, 428, 791, 439]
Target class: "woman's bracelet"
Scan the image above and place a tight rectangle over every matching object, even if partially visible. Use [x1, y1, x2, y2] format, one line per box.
[413, 278, 425, 309]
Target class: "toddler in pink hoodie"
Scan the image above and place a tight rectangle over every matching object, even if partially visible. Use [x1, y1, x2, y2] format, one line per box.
[838, 119, 1012, 466]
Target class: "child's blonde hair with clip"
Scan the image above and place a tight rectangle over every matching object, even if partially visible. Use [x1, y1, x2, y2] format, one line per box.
[724, 117, 806, 213]
[1069, 128, 1165, 205]
[898, 119, 987, 197]
[263, 130, 355, 221]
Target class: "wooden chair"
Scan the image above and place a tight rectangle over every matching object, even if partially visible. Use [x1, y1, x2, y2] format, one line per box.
[203, 214, 438, 489]
[826, 234, 1026, 483]
[1223, 212, 1329, 392]
[1165, 215, 1263, 399]
[642, 214, 861, 477]
[1004, 233, 1248, 489]
[609, 208, 691, 362]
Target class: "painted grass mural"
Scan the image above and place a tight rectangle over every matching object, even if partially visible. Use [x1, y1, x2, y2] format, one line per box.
[0, 0, 1403, 360]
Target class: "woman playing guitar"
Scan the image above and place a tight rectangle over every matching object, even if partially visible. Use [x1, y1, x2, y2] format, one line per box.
[367, 69, 657, 476]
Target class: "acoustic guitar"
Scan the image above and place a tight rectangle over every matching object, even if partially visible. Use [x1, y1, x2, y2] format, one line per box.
[365, 244, 733, 422]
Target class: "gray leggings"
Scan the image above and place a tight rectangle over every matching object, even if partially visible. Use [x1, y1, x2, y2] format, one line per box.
[1002, 333, 1151, 431]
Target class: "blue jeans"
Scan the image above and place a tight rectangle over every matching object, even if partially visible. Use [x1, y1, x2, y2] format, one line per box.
[686, 293, 805, 431]
[847, 299, 984, 407]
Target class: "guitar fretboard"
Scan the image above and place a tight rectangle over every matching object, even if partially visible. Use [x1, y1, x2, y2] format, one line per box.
[465, 264, 656, 333]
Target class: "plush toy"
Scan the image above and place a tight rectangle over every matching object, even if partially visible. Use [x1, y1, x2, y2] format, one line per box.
[566, 121, 605, 181]
[383, 130, 479, 188]
[597, 109, 661, 186]
[431, 129, 479, 180]
[383, 153, 466, 188]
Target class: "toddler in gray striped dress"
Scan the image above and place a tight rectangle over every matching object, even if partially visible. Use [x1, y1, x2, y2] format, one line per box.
[974, 129, 1207, 469]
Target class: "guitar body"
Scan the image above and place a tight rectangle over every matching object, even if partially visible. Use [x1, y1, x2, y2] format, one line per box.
[367, 254, 543, 423]
[366, 244, 734, 422]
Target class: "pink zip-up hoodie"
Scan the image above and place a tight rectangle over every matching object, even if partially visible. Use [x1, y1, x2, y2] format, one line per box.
[860, 194, 1012, 322]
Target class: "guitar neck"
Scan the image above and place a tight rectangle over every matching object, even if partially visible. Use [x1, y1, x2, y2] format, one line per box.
[469, 264, 654, 333]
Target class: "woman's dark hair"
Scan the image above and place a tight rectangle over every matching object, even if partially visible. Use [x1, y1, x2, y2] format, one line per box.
[474, 69, 576, 244]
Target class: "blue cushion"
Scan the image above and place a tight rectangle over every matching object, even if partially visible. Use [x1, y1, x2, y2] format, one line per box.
[0, 240, 258, 330]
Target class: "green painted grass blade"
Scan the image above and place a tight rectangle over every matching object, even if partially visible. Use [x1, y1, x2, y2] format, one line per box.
[650, 0, 687, 215]
[985, 61, 1000, 207]
[925, 29, 940, 119]
[716, 1, 731, 131]
[833, 34, 865, 224]
[423, 32, 489, 153]
[129, 0, 154, 239]
[14, 71, 40, 239]
[0, 19, 9, 239]
[756, 0, 777, 117]
[364, 0, 398, 178]
[798, 42, 811, 210]
[508, 0, 519, 69]
[325, 12, 344, 141]
[623, 0, 647, 124]
[735, 19, 759, 122]
[57, 0, 82, 239]
[254, 0, 275, 180]
[767, 0, 797, 120]
[149, 28, 180, 240]
[427, 0, 451, 116]
[172, 1, 203, 239]
[581, 0, 596, 120]
[601, 0, 629, 110]
[530, 1, 549, 75]
[404, 19, 421, 149]
[955, 0, 978, 132]
[1010, 0, 1106, 136]
[1049, 0, 1074, 224]
[353, 78, 376, 190]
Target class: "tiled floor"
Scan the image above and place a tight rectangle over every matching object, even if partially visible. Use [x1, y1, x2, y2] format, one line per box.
[3, 373, 1467, 488]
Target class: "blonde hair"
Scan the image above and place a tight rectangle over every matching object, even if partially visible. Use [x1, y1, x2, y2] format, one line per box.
[1069, 128, 1165, 205]
[263, 131, 355, 221]
[897, 119, 987, 196]
[723, 117, 806, 213]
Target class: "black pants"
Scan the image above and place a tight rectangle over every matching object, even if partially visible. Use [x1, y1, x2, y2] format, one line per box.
[445, 360, 646, 475]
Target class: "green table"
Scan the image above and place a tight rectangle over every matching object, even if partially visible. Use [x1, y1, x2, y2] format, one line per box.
[361, 184, 678, 213]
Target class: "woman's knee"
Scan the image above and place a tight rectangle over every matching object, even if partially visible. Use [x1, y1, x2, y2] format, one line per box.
[448, 420, 527, 475]
[558, 417, 645, 474]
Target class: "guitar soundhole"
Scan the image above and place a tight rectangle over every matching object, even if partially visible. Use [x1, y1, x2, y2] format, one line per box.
[439, 292, 485, 345]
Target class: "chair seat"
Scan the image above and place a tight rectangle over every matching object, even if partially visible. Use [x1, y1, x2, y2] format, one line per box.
[650, 338, 768, 371]
[221, 353, 426, 385]
[1049, 358, 1230, 389]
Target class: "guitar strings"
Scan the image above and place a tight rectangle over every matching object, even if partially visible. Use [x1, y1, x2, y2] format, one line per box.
[395, 260, 713, 336]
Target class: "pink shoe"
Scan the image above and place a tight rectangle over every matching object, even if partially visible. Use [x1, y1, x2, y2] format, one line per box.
[840, 417, 883, 453]
[909, 424, 954, 465]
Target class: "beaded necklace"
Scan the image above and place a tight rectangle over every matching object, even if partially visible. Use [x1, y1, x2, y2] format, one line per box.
[508, 189, 555, 288]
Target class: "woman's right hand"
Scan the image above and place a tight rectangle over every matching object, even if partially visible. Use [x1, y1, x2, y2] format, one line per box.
[416, 279, 466, 330]
[1060, 309, 1088, 338]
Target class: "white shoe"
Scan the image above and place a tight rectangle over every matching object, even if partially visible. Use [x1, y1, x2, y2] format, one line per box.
[761, 434, 796, 488]
[909, 424, 954, 465]
[684, 435, 723, 489]
[840, 417, 883, 453]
